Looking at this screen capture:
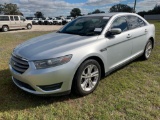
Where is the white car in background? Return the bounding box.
[32,18,39,25]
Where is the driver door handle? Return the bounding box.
[127,34,132,38]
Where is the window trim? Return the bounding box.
[109,16,129,33]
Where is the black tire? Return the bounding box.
[27,24,32,29]
[2,25,9,32]
[53,22,56,25]
[72,59,101,96]
[141,40,153,60]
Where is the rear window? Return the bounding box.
[10,16,14,21]
[0,16,9,21]
[126,16,140,29]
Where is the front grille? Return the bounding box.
[11,54,29,74]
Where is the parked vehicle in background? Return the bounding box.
[9,13,155,96]
[32,18,39,25]
[0,15,32,32]
[44,18,53,25]
[53,17,63,25]
[62,17,73,25]
[38,18,46,25]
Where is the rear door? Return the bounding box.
[105,16,132,70]
[9,16,16,28]
[126,15,147,56]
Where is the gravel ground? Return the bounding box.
[0,25,63,33]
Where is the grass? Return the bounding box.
[0,22,160,120]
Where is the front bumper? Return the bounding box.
[9,61,75,95]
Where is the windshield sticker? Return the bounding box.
[103,17,109,19]
[94,28,102,32]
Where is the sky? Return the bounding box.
[0,0,160,17]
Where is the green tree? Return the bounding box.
[34,11,44,18]
[3,3,22,15]
[92,9,101,14]
[138,4,160,17]
[70,8,81,18]
[0,4,3,14]
[109,4,134,13]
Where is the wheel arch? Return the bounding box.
[71,55,106,94]
[2,24,9,29]
[149,37,155,49]
[73,55,105,82]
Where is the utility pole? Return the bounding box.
[134,0,137,13]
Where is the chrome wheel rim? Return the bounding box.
[145,42,152,58]
[80,64,99,92]
[4,27,8,32]
[28,25,31,29]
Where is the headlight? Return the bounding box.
[34,55,72,69]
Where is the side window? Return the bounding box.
[10,16,14,21]
[20,16,25,21]
[126,16,140,29]
[111,16,128,32]
[138,18,146,27]
[0,16,9,21]
[14,16,19,21]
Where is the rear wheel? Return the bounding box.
[142,40,153,60]
[72,59,101,96]
[27,24,32,29]
[2,25,9,32]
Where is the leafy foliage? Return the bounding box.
[0,4,3,14]
[138,4,160,17]
[109,4,134,13]
[88,9,105,15]
[34,11,44,18]
[70,8,81,18]
[0,3,22,15]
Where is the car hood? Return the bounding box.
[13,32,98,60]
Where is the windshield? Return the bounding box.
[59,16,109,36]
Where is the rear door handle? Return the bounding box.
[127,34,132,38]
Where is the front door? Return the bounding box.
[20,16,26,27]
[105,16,132,71]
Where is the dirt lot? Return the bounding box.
[0,25,63,33]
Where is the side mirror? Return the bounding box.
[23,19,26,21]
[106,28,122,37]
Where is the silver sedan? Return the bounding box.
[9,13,155,96]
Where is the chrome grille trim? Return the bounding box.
[11,54,29,74]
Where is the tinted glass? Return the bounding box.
[60,16,109,36]
[111,16,128,32]
[0,16,9,21]
[20,16,25,21]
[126,16,140,29]
[10,16,14,21]
[138,18,146,27]
[14,16,19,21]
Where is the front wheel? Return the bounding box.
[72,59,101,96]
[142,40,153,60]
[27,24,32,29]
[2,25,9,32]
